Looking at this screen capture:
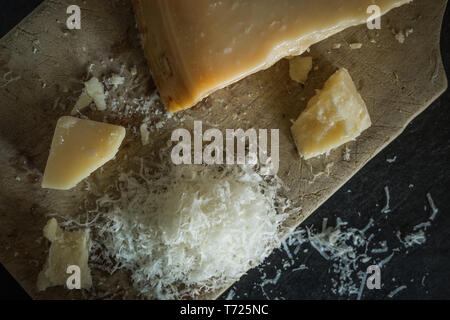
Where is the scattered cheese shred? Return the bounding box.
[381,186,391,214]
[426,193,439,221]
[397,230,426,248]
[304,218,375,297]
[388,285,407,298]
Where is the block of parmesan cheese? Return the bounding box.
[132,0,411,112]
[37,218,92,291]
[42,116,126,190]
[291,68,371,160]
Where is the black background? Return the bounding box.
[0,1,448,300]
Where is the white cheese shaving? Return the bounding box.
[426,193,439,221]
[291,265,308,272]
[381,186,391,214]
[397,230,426,248]
[378,252,395,268]
[260,270,282,299]
[388,285,407,298]
[225,289,236,300]
[413,222,431,231]
[1,71,21,88]
[356,272,368,300]
[386,156,397,163]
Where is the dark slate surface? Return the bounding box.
[0,0,448,300]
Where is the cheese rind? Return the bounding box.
[291,68,371,160]
[42,116,126,190]
[37,218,92,291]
[132,0,412,112]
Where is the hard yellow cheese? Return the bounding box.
[42,116,126,190]
[132,0,411,112]
[291,68,371,160]
[37,218,92,291]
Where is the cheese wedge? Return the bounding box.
[291,68,371,160]
[132,0,411,112]
[42,116,126,190]
[37,218,92,291]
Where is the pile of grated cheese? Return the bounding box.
[88,160,290,299]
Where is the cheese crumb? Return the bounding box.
[343,147,351,161]
[394,28,414,44]
[405,28,414,37]
[72,77,107,114]
[289,56,313,84]
[85,77,107,111]
[140,122,150,146]
[107,74,125,87]
[395,31,406,44]
[349,43,363,50]
[71,90,93,115]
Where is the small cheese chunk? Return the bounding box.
[71,90,93,115]
[85,77,106,111]
[42,116,126,190]
[349,43,363,50]
[140,122,150,146]
[291,68,371,160]
[71,77,107,115]
[37,218,92,291]
[289,56,313,84]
